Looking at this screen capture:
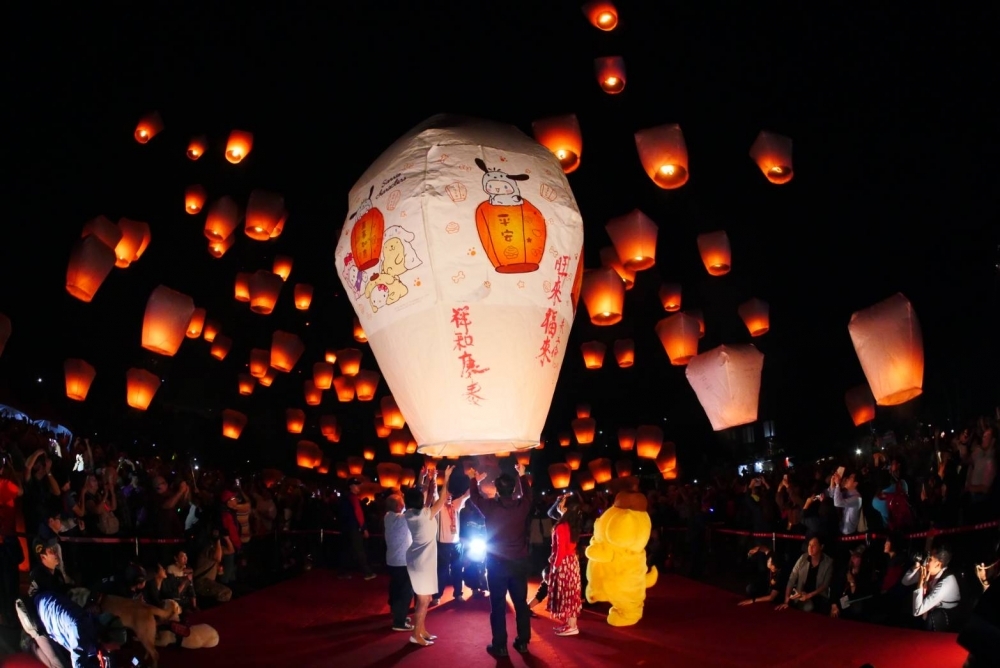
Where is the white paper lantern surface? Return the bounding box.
[847,292,923,406]
[336,114,584,456]
[685,344,764,431]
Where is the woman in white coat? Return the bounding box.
[404,465,454,646]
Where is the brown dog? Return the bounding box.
[99,595,178,666]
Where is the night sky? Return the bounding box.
[3,2,997,475]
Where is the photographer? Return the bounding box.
[901,545,960,631]
[776,536,833,614]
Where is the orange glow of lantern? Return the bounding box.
[576,403,591,419]
[687,309,706,339]
[656,442,677,474]
[655,313,699,365]
[594,56,626,94]
[581,267,625,326]
[581,341,607,369]
[334,462,349,479]
[375,415,392,438]
[248,270,283,315]
[582,1,618,30]
[294,283,314,310]
[324,350,337,364]
[249,349,270,378]
[549,463,572,489]
[210,335,232,360]
[126,368,160,410]
[273,255,293,281]
[207,233,236,258]
[234,272,250,302]
[186,135,206,161]
[618,427,636,451]
[558,432,571,447]
[532,114,583,173]
[613,339,634,368]
[378,463,403,488]
[142,285,196,357]
[615,460,633,478]
[565,452,582,471]
[269,217,285,239]
[686,344,765,431]
[848,293,923,406]
[354,370,380,401]
[333,376,355,402]
[401,469,416,487]
[66,235,117,303]
[304,380,322,406]
[222,409,248,439]
[738,298,770,337]
[327,423,344,444]
[317,459,330,475]
[336,348,363,376]
[572,417,596,445]
[81,215,123,249]
[599,246,635,290]
[515,450,532,467]
[312,362,334,390]
[346,457,365,476]
[319,415,338,438]
[605,209,658,271]
[202,320,219,342]
[588,457,613,484]
[658,283,682,312]
[285,408,306,434]
[64,359,96,401]
[113,218,151,268]
[225,129,253,164]
[238,373,255,396]
[635,123,689,189]
[186,308,206,338]
[696,231,732,276]
[134,112,163,144]
[185,185,206,214]
[749,130,794,185]
[381,396,405,430]
[245,190,285,241]
[270,331,305,372]
[579,471,595,492]
[845,384,876,427]
[362,447,376,461]
[388,430,408,457]
[259,369,275,387]
[353,317,367,343]
[636,425,663,459]
[204,196,239,241]
[297,441,324,469]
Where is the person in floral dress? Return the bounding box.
[546,492,583,636]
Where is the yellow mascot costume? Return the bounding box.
[585,491,658,626]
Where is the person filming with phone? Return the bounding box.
[776,536,833,614]
[901,545,961,631]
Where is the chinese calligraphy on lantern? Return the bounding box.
[451,305,489,404]
[537,255,571,366]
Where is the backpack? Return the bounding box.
[886,481,914,531]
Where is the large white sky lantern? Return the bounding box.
[848,292,923,406]
[336,115,584,456]
[685,344,764,431]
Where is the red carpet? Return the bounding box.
[163,570,966,668]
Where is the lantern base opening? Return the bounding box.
[494,263,539,274]
[557,150,580,173]
[707,263,731,276]
[875,387,922,407]
[765,166,794,184]
[418,439,539,457]
[670,356,693,366]
[749,326,770,336]
[652,166,688,189]
[623,256,655,271]
[591,313,623,326]
[601,79,625,94]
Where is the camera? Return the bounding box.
[912,552,927,566]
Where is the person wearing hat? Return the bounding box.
[28,536,70,597]
[338,478,375,580]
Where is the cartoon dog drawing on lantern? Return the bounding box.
[474,158,547,273]
[362,225,423,313]
[341,253,370,300]
[348,185,385,272]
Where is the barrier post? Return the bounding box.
[135,537,139,557]
[320,528,324,544]
[772,532,776,552]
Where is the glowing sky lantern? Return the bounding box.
[225,129,253,164]
[186,135,207,160]
[635,123,689,189]
[133,112,163,144]
[686,344,764,431]
[594,56,626,94]
[848,293,923,406]
[532,114,583,174]
[582,1,619,30]
[335,114,583,456]
[749,130,794,184]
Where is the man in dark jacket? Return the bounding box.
[338,478,375,580]
[469,463,533,657]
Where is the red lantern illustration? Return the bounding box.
[349,186,385,271]
[474,158,547,273]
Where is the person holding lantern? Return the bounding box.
[403,465,454,647]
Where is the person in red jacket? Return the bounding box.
[469,463,533,658]
[546,492,583,636]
